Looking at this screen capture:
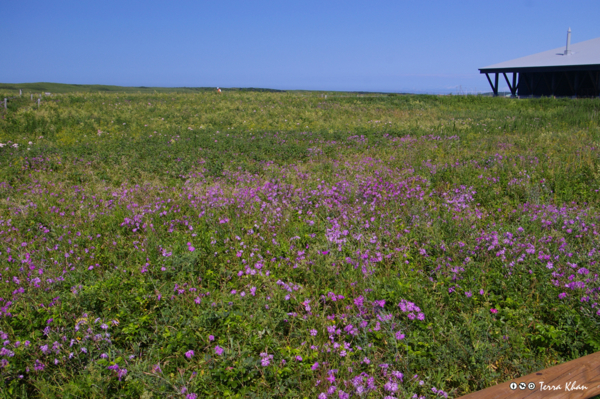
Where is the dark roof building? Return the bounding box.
[479,29,600,98]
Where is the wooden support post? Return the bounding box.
[494,73,499,96]
[503,73,514,96]
[502,72,517,97]
[485,73,495,94]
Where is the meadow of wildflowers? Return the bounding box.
[0,90,599,398]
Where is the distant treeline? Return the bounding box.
[0,82,286,94]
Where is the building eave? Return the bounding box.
[479,64,600,74]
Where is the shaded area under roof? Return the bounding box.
[480,37,600,72]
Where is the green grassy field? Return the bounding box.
[0,88,599,398]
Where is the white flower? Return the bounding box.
[28,141,32,145]
[12,144,18,148]
[0,143,5,148]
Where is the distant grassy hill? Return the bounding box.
[0,82,285,94]
[0,82,418,97]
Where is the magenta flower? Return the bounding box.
[215,346,224,356]
[490,308,498,314]
[260,352,273,366]
[392,371,403,381]
[208,335,215,341]
[117,368,127,381]
[185,350,194,359]
[34,360,45,371]
[384,381,398,392]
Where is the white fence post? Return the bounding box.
[19,89,22,97]
[3,98,6,109]
[37,98,40,107]
[31,94,33,100]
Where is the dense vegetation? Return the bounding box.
[0,89,599,398]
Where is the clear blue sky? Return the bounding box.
[3,0,599,93]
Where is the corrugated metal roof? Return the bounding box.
[480,37,600,71]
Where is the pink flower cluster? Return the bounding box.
[398,299,425,321]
